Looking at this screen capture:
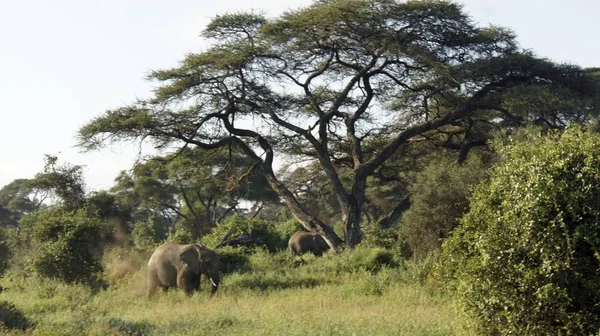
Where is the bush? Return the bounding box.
[400,154,487,259]
[440,127,600,335]
[131,215,168,250]
[29,207,110,290]
[362,223,411,259]
[215,246,251,274]
[0,301,33,331]
[346,247,398,272]
[299,246,399,276]
[247,248,294,272]
[0,228,11,277]
[202,215,302,251]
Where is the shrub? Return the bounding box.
[29,207,110,290]
[247,248,294,272]
[440,127,600,335]
[131,215,168,250]
[400,154,487,259]
[0,228,11,277]
[215,246,251,274]
[203,215,302,251]
[362,222,411,259]
[167,222,194,244]
[347,247,398,272]
[300,246,399,276]
[0,301,33,331]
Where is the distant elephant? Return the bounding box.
[288,231,330,256]
[147,242,220,296]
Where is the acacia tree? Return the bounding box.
[109,146,278,239]
[78,0,596,247]
[29,155,86,211]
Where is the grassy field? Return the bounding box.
[0,247,469,335]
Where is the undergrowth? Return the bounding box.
[0,246,465,335]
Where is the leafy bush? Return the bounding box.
[401,154,488,259]
[0,228,11,277]
[0,301,33,331]
[362,223,411,258]
[346,247,398,272]
[299,246,399,276]
[131,215,168,250]
[215,246,251,274]
[203,215,302,251]
[168,222,195,244]
[29,207,110,290]
[247,248,294,272]
[440,128,600,335]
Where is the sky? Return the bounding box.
[1,0,598,192]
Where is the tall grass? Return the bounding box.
[0,246,468,335]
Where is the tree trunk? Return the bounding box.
[342,197,363,247]
[341,174,367,247]
[264,173,343,249]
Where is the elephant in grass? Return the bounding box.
[288,231,330,256]
[147,242,220,296]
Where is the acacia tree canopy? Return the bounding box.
[78,0,597,247]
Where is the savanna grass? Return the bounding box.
[0,246,468,335]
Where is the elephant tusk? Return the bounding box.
[210,278,217,287]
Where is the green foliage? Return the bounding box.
[28,155,86,211]
[440,127,600,335]
[168,222,194,244]
[109,145,279,242]
[362,222,411,258]
[221,247,400,293]
[0,178,41,223]
[215,246,251,274]
[0,300,33,331]
[86,190,131,223]
[78,0,599,248]
[131,215,168,250]
[203,215,301,251]
[0,228,11,277]
[346,247,398,272]
[401,153,488,259]
[247,247,293,272]
[0,254,458,335]
[29,207,110,289]
[290,246,399,277]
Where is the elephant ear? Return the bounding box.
[194,244,217,268]
[179,245,201,274]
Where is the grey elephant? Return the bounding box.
[147,242,220,296]
[288,231,330,256]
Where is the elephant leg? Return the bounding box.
[147,269,159,297]
[177,272,194,295]
[290,243,300,256]
[190,274,200,291]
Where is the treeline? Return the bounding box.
[2,0,600,334]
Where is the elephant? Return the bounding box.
[147,242,220,296]
[288,231,330,256]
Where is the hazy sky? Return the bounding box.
[1,0,598,192]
